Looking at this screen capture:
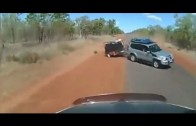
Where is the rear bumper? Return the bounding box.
[108,50,125,56]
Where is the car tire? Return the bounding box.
[127,54,130,60]
[153,60,160,68]
[130,54,136,62]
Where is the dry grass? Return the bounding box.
[58,43,75,55]
[0,35,116,101]
[148,33,196,60]
[1,35,112,70]
[3,41,76,64]
[164,42,196,60]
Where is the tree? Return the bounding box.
[147,25,155,35]
[75,16,92,39]
[0,13,124,44]
[174,13,178,19]
[166,25,174,41]
[91,18,105,35]
[50,13,69,22]
[112,26,124,34]
[107,19,116,35]
[173,14,193,48]
[0,13,21,43]
[26,13,43,43]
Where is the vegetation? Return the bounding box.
[131,13,196,50]
[0,13,124,64]
[0,13,124,44]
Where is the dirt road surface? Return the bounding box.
[8,53,125,113]
[0,35,126,113]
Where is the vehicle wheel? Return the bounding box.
[127,54,130,60]
[106,54,111,58]
[153,60,159,68]
[130,54,136,62]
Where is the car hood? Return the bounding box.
[72,93,167,105]
[152,50,171,57]
[56,93,195,113]
[58,101,195,113]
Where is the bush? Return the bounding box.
[6,55,19,62]
[18,52,40,63]
[6,52,40,64]
[58,43,75,53]
[40,52,54,61]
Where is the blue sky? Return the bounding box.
[20,13,191,33]
[69,13,187,33]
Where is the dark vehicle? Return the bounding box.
[57,93,195,113]
[105,41,125,57]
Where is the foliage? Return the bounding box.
[131,13,196,50]
[0,13,124,44]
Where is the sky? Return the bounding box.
[68,13,187,33]
[20,13,196,33]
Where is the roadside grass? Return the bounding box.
[4,41,76,64]
[1,35,114,71]
[0,35,117,101]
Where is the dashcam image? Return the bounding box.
[0,13,195,113]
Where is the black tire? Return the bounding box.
[153,59,160,68]
[127,54,131,60]
[130,54,136,62]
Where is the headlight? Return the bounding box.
[157,56,166,60]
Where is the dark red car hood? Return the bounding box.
[57,93,196,113]
[73,93,167,105]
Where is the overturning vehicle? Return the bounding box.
[104,39,125,57]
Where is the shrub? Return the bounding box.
[6,55,19,62]
[17,52,40,64]
[58,43,75,53]
[6,52,39,64]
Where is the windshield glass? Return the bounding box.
[149,44,162,52]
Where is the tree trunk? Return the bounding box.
[11,27,15,43]
[0,43,5,69]
[38,26,44,44]
[79,30,82,38]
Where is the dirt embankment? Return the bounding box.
[0,35,126,113]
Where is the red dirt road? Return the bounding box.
[5,52,125,113]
